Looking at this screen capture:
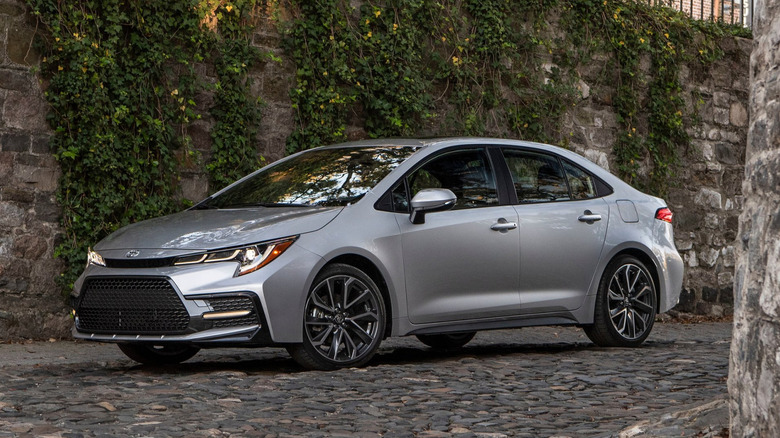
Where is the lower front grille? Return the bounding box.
[206,296,260,328]
[77,277,190,334]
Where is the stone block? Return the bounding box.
[715,142,739,165]
[0,131,29,152]
[31,136,51,154]
[6,23,41,66]
[3,92,48,132]
[719,285,733,305]
[713,91,731,108]
[694,188,722,209]
[12,164,58,191]
[12,234,47,260]
[699,248,720,267]
[730,102,748,127]
[714,107,730,125]
[685,250,698,268]
[675,288,696,312]
[33,193,60,223]
[0,186,34,203]
[0,201,24,227]
[702,286,719,303]
[0,69,31,91]
[705,213,719,228]
[0,2,25,16]
[180,173,209,203]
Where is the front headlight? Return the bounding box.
[174,236,297,276]
[86,248,106,267]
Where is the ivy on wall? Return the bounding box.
[28,0,263,294]
[281,0,747,194]
[27,0,747,297]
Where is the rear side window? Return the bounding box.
[562,160,597,200]
[502,149,569,203]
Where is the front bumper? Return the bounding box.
[71,244,323,345]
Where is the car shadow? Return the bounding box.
[122,339,674,375]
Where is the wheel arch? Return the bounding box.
[606,247,662,312]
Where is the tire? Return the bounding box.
[118,343,200,365]
[287,264,386,370]
[584,255,657,347]
[416,332,476,349]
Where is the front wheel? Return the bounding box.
[287,264,386,370]
[118,343,200,365]
[584,255,657,347]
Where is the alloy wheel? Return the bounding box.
[303,274,382,363]
[606,263,655,340]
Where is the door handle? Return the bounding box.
[578,210,602,223]
[491,221,518,231]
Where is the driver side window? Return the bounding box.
[393,149,499,211]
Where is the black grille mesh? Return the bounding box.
[207,296,260,328]
[77,278,189,333]
[104,257,176,268]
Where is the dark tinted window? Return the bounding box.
[502,149,569,203]
[562,160,597,200]
[407,149,498,210]
[205,146,417,208]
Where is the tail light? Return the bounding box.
[655,207,673,223]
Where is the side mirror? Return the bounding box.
[409,188,457,224]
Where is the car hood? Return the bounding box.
[94,207,342,253]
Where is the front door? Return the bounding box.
[394,148,521,324]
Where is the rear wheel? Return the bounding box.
[416,332,476,349]
[584,255,657,347]
[118,343,200,365]
[287,264,386,370]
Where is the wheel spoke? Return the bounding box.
[342,277,356,309]
[628,266,641,293]
[310,325,334,347]
[344,289,371,311]
[611,308,627,330]
[632,309,647,333]
[330,328,343,360]
[346,319,374,345]
[608,287,623,301]
[349,311,378,322]
[632,299,654,314]
[311,293,334,313]
[305,316,330,326]
[626,309,635,338]
[326,278,339,310]
[341,329,359,359]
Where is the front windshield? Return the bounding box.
[205,146,419,209]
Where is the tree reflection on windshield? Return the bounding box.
[208,146,419,208]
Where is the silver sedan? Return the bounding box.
[72,138,684,370]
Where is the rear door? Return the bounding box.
[500,148,609,313]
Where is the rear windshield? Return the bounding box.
[204,146,419,208]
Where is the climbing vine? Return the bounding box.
[206,0,265,189]
[27,0,748,296]
[28,0,263,295]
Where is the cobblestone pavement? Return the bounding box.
[0,322,731,437]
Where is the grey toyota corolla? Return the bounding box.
[71,138,683,370]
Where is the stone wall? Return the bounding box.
[729,0,780,433]
[0,0,69,338]
[0,0,751,340]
